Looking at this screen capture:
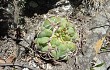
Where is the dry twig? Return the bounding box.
[0,63,37,70]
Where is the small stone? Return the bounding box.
[46,64,52,70]
[29,60,37,67]
[62,5,71,11]
[22,68,29,70]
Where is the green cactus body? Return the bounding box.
[43,19,51,29]
[38,29,52,38]
[65,41,77,51]
[35,16,78,61]
[49,16,61,24]
[50,37,61,46]
[35,37,49,49]
[62,35,71,41]
[51,50,59,60]
[41,46,49,52]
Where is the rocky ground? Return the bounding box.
[0,0,110,70]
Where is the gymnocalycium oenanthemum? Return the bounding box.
[34,16,78,61]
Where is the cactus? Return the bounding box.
[35,16,78,61]
[38,29,52,38]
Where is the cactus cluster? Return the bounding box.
[35,16,78,60]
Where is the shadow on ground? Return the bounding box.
[23,0,83,17]
[0,9,13,39]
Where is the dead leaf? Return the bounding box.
[94,37,105,54]
[0,57,5,63]
[5,55,16,63]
